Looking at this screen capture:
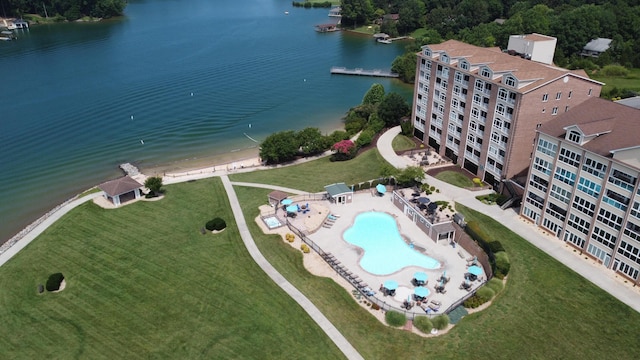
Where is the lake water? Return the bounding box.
[0,0,412,243]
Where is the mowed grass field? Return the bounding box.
[0,178,343,359]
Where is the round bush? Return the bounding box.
[412,316,433,334]
[463,295,485,308]
[432,314,449,330]
[385,311,407,327]
[486,278,504,293]
[475,286,496,302]
[206,217,227,231]
[300,244,310,253]
[46,273,65,292]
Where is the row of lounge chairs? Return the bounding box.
[322,214,339,229]
[419,299,441,313]
[322,252,373,295]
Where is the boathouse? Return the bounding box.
[315,23,338,33]
[98,176,144,207]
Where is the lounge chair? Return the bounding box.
[430,299,441,306]
[428,303,440,311]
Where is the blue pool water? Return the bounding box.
[343,212,440,275]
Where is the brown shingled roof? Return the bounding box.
[268,190,289,202]
[538,97,640,157]
[98,176,143,197]
[425,40,601,92]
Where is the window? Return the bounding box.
[537,138,558,157]
[554,167,577,186]
[591,226,617,249]
[558,147,581,167]
[542,93,549,102]
[572,195,596,217]
[568,91,573,99]
[496,103,505,116]
[631,201,640,220]
[533,157,553,175]
[609,169,637,192]
[588,88,593,96]
[556,92,562,100]
[546,202,568,222]
[577,178,602,198]
[567,130,581,143]
[597,208,623,231]
[529,174,549,193]
[504,76,516,87]
[499,88,508,101]
[552,107,558,115]
[565,106,569,112]
[441,54,449,63]
[615,257,640,279]
[603,189,630,211]
[481,67,491,78]
[460,60,469,70]
[526,191,545,209]
[550,184,571,204]
[568,213,590,235]
[582,158,607,179]
[423,49,432,57]
[618,239,640,265]
[564,230,585,248]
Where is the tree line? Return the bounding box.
[342,0,640,76]
[4,0,126,20]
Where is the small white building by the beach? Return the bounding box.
[98,176,144,207]
[324,183,353,204]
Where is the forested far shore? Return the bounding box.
[3,0,126,21]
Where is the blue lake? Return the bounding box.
[0,0,413,242]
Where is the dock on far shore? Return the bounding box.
[330,67,399,78]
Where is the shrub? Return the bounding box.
[46,273,65,292]
[385,311,407,327]
[494,251,511,278]
[463,294,486,308]
[206,217,227,231]
[475,286,495,302]
[431,314,449,330]
[465,221,505,254]
[300,244,310,253]
[412,316,433,333]
[371,303,380,310]
[400,120,414,136]
[356,129,374,148]
[600,64,630,77]
[486,277,504,293]
[285,233,295,242]
[472,177,482,186]
[144,176,163,196]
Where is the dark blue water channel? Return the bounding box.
[0,0,413,243]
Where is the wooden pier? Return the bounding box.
[330,67,399,78]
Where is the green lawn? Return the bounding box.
[3,151,640,359]
[435,170,475,188]
[391,135,416,152]
[229,149,390,192]
[234,184,640,359]
[590,68,640,93]
[0,178,343,359]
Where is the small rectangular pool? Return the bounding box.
[263,216,283,229]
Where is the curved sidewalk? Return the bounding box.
[221,176,363,360]
[377,126,640,313]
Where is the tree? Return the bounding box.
[397,0,425,34]
[391,52,418,83]
[259,130,299,164]
[362,83,386,105]
[396,165,425,187]
[331,139,356,161]
[377,92,410,127]
[144,176,163,196]
[297,127,329,156]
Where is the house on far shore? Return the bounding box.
[581,38,612,58]
[98,176,144,207]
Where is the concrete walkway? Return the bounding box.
[0,193,102,267]
[377,126,640,313]
[221,176,363,360]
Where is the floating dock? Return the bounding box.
[330,67,399,78]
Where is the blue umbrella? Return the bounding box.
[281,199,293,205]
[383,280,398,290]
[467,265,483,276]
[417,197,430,204]
[286,205,298,213]
[376,184,386,194]
[414,271,428,282]
[414,286,430,298]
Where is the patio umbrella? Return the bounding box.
[417,197,430,204]
[467,265,483,276]
[286,205,298,213]
[376,184,386,194]
[427,202,438,211]
[414,286,430,298]
[383,280,398,291]
[413,271,428,283]
[281,199,293,205]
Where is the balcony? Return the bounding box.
[485,163,502,177]
[465,151,480,163]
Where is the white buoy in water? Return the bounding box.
[191,92,193,96]
[140,140,144,145]
[248,124,251,128]
[131,115,134,120]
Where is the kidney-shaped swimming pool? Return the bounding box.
[343,212,440,275]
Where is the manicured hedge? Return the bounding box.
[46,273,64,292]
[385,311,407,327]
[413,316,433,333]
[486,277,504,293]
[494,251,511,279]
[206,217,226,231]
[475,286,495,302]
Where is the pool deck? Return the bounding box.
[308,191,482,314]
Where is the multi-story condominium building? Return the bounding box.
[411,37,603,190]
[521,97,640,284]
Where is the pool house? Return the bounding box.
[324,183,353,204]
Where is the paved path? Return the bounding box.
[378,126,640,312]
[221,176,363,360]
[230,182,307,195]
[0,193,102,267]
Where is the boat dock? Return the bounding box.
[330,67,399,78]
